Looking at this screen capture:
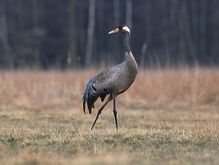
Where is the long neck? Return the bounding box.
[124,33,131,53]
[123,33,138,73]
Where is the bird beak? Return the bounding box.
[108,28,119,34]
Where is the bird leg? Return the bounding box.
[91,100,109,130]
[113,99,118,131]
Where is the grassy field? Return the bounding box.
[0,68,219,165]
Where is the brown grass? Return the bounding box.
[0,67,218,111]
[0,67,219,164]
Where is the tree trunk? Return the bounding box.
[32,0,40,68]
[0,0,13,68]
[68,0,77,69]
[85,0,96,67]
[126,0,132,30]
[113,0,119,26]
[113,0,120,63]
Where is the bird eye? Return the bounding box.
[119,25,125,30]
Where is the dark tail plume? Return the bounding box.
[83,77,98,114]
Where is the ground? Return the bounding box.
[0,68,218,165]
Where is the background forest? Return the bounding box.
[0,0,219,69]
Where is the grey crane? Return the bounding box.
[83,25,138,130]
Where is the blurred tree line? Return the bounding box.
[0,0,218,69]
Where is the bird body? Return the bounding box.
[83,25,138,130]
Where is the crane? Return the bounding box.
[83,25,138,130]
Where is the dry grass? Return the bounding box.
[0,67,219,164]
[0,67,218,111]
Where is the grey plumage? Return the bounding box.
[83,25,138,130]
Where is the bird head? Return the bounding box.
[108,25,130,35]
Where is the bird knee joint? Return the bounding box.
[98,109,102,115]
